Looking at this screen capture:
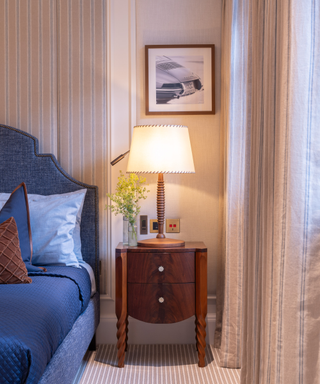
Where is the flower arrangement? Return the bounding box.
[106,171,149,243]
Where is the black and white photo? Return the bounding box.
[146,45,215,115]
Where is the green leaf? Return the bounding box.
[105,171,149,222]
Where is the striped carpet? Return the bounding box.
[73,345,240,384]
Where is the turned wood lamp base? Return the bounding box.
[138,173,185,248]
[138,238,185,248]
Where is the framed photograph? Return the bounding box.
[145,44,215,115]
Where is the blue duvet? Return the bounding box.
[0,266,91,384]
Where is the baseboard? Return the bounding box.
[96,296,216,345]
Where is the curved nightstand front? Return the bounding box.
[115,242,207,368]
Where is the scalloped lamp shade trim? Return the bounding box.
[127,125,195,174]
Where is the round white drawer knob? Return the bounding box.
[158,266,164,272]
[158,297,164,303]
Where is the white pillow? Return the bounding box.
[0,189,86,267]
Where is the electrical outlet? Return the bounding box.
[166,219,180,233]
[150,219,158,233]
[140,215,148,235]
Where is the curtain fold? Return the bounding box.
[214,0,249,369]
[216,0,320,382]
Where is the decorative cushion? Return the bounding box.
[28,189,87,267]
[0,182,41,272]
[0,188,86,268]
[0,217,32,284]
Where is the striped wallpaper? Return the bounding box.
[0,0,57,154]
[0,0,110,294]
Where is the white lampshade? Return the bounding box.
[127,125,195,174]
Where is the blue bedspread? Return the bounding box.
[0,266,91,384]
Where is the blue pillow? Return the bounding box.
[0,183,41,272]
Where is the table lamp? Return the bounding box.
[127,124,195,248]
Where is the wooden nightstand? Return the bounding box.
[115,242,207,368]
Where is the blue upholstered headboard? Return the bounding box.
[0,124,99,291]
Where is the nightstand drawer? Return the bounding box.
[128,283,195,323]
[127,252,195,283]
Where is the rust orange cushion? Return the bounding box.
[0,217,32,284]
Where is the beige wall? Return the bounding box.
[0,0,221,343]
[135,0,221,295]
[105,0,222,343]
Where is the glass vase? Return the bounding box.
[123,217,129,246]
[128,219,138,247]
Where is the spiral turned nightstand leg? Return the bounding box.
[116,249,127,368]
[116,314,127,367]
[125,317,129,351]
[196,315,207,367]
[195,250,207,367]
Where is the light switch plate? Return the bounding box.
[150,219,158,233]
[166,219,180,233]
[140,215,148,235]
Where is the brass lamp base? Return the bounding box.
[137,238,185,248]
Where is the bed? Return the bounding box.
[0,124,100,384]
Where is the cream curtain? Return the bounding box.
[214,0,249,369]
[215,1,320,383]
